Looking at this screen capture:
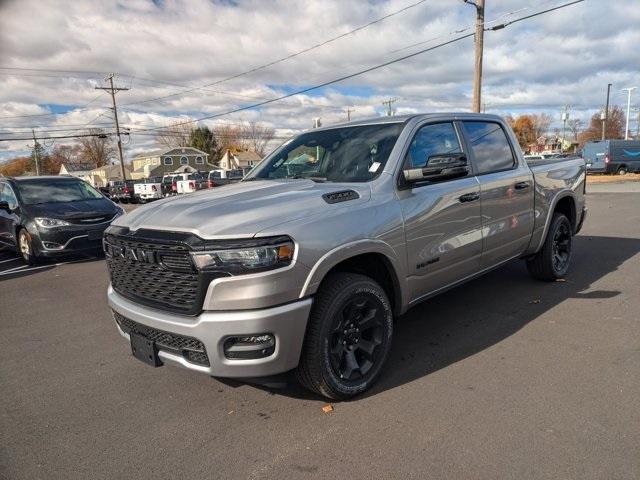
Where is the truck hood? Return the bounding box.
[114,179,371,238]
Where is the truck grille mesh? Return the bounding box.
[114,311,210,366]
[105,233,199,313]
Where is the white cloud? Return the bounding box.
[0,0,638,160]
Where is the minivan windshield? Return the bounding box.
[16,179,104,205]
[245,122,404,183]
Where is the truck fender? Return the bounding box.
[299,239,406,309]
[529,190,577,254]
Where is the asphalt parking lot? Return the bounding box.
[1,192,639,480]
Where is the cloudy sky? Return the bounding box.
[0,0,638,161]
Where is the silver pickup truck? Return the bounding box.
[105,113,586,399]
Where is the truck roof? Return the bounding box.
[318,112,505,131]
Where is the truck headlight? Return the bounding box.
[191,236,294,273]
[34,217,71,228]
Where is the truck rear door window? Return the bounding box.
[462,121,515,174]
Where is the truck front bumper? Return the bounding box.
[107,286,312,378]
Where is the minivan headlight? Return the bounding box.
[191,237,294,273]
[34,217,71,228]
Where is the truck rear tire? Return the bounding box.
[526,213,572,281]
[296,273,393,400]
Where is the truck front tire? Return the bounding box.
[296,273,393,400]
[526,213,572,281]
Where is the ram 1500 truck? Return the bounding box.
[104,113,587,399]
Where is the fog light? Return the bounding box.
[43,241,64,250]
[223,334,275,359]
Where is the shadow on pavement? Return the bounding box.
[234,235,638,400]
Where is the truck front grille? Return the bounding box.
[114,312,210,366]
[105,232,201,313]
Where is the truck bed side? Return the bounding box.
[525,157,586,255]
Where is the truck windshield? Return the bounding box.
[245,122,404,183]
[16,179,104,204]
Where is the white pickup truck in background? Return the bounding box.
[133,177,163,203]
[176,173,208,194]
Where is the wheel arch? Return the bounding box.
[300,240,406,316]
[531,191,577,254]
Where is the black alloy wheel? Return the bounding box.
[297,272,393,399]
[551,221,571,274]
[329,295,385,382]
[526,213,572,281]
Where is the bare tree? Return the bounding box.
[213,123,245,154]
[567,118,583,140]
[51,144,81,163]
[154,121,193,148]
[78,129,116,167]
[241,121,275,157]
[531,113,552,140]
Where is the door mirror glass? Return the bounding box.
[404,154,469,183]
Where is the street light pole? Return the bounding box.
[622,87,637,140]
[602,83,611,140]
[561,105,570,153]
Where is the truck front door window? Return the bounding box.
[405,122,462,169]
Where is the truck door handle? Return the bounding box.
[514,181,530,190]
[459,192,480,203]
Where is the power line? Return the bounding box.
[98,0,431,108]
[132,0,584,133]
[1,0,585,137]
[0,132,112,142]
[134,33,475,133]
[486,0,585,30]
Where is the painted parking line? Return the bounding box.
[0,257,21,264]
[0,264,29,275]
[0,258,95,277]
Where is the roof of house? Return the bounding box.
[90,164,130,174]
[133,147,208,159]
[61,162,96,172]
[233,150,261,161]
[133,149,164,159]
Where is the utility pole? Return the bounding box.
[31,129,41,176]
[602,83,611,140]
[382,98,397,116]
[345,108,355,122]
[465,0,484,113]
[622,87,637,140]
[96,74,129,180]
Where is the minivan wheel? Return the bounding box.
[296,272,393,400]
[18,229,38,265]
[526,213,572,281]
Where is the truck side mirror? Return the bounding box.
[0,201,11,212]
[403,154,469,183]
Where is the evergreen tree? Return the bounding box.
[189,126,221,164]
